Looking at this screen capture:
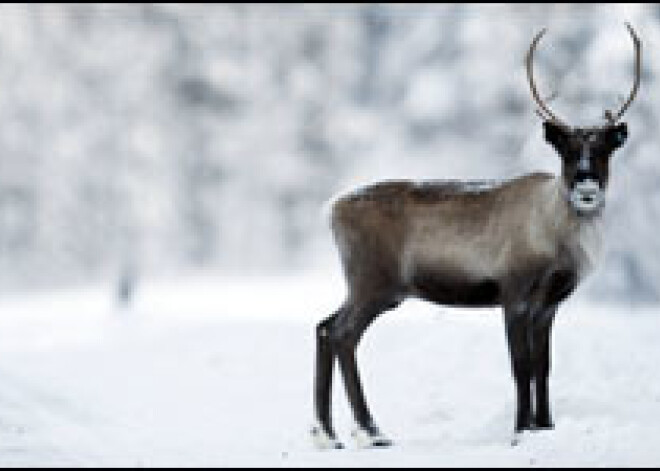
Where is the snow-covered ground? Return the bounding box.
[0,272,659,467]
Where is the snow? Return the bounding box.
[0,273,659,467]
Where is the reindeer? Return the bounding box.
[311,23,642,449]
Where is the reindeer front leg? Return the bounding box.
[504,304,534,434]
[531,306,557,430]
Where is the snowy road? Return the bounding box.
[0,273,659,467]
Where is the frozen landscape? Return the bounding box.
[0,273,659,467]
[0,4,659,468]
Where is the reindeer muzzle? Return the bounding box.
[570,179,604,215]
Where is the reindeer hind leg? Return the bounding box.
[331,298,399,448]
[312,309,344,450]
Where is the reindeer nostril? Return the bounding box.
[575,171,594,183]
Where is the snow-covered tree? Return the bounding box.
[0,4,657,302]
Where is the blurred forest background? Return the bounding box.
[0,3,657,303]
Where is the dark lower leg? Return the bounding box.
[532,321,554,429]
[514,372,532,432]
[314,315,338,438]
[336,341,379,435]
[506,315,533,432]
[534,377,553,428]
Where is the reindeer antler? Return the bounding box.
[604,22,642,124]
[526,28,568,128]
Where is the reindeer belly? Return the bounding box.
[410,268,501,307]
[402,231,511,308]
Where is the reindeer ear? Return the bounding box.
[543,121,566,149]
[607,122,628,149]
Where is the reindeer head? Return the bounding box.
[527,23,641,217]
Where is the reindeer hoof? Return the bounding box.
[533,417,555,431]
[311,425,344,450]
[351,427,393,449]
